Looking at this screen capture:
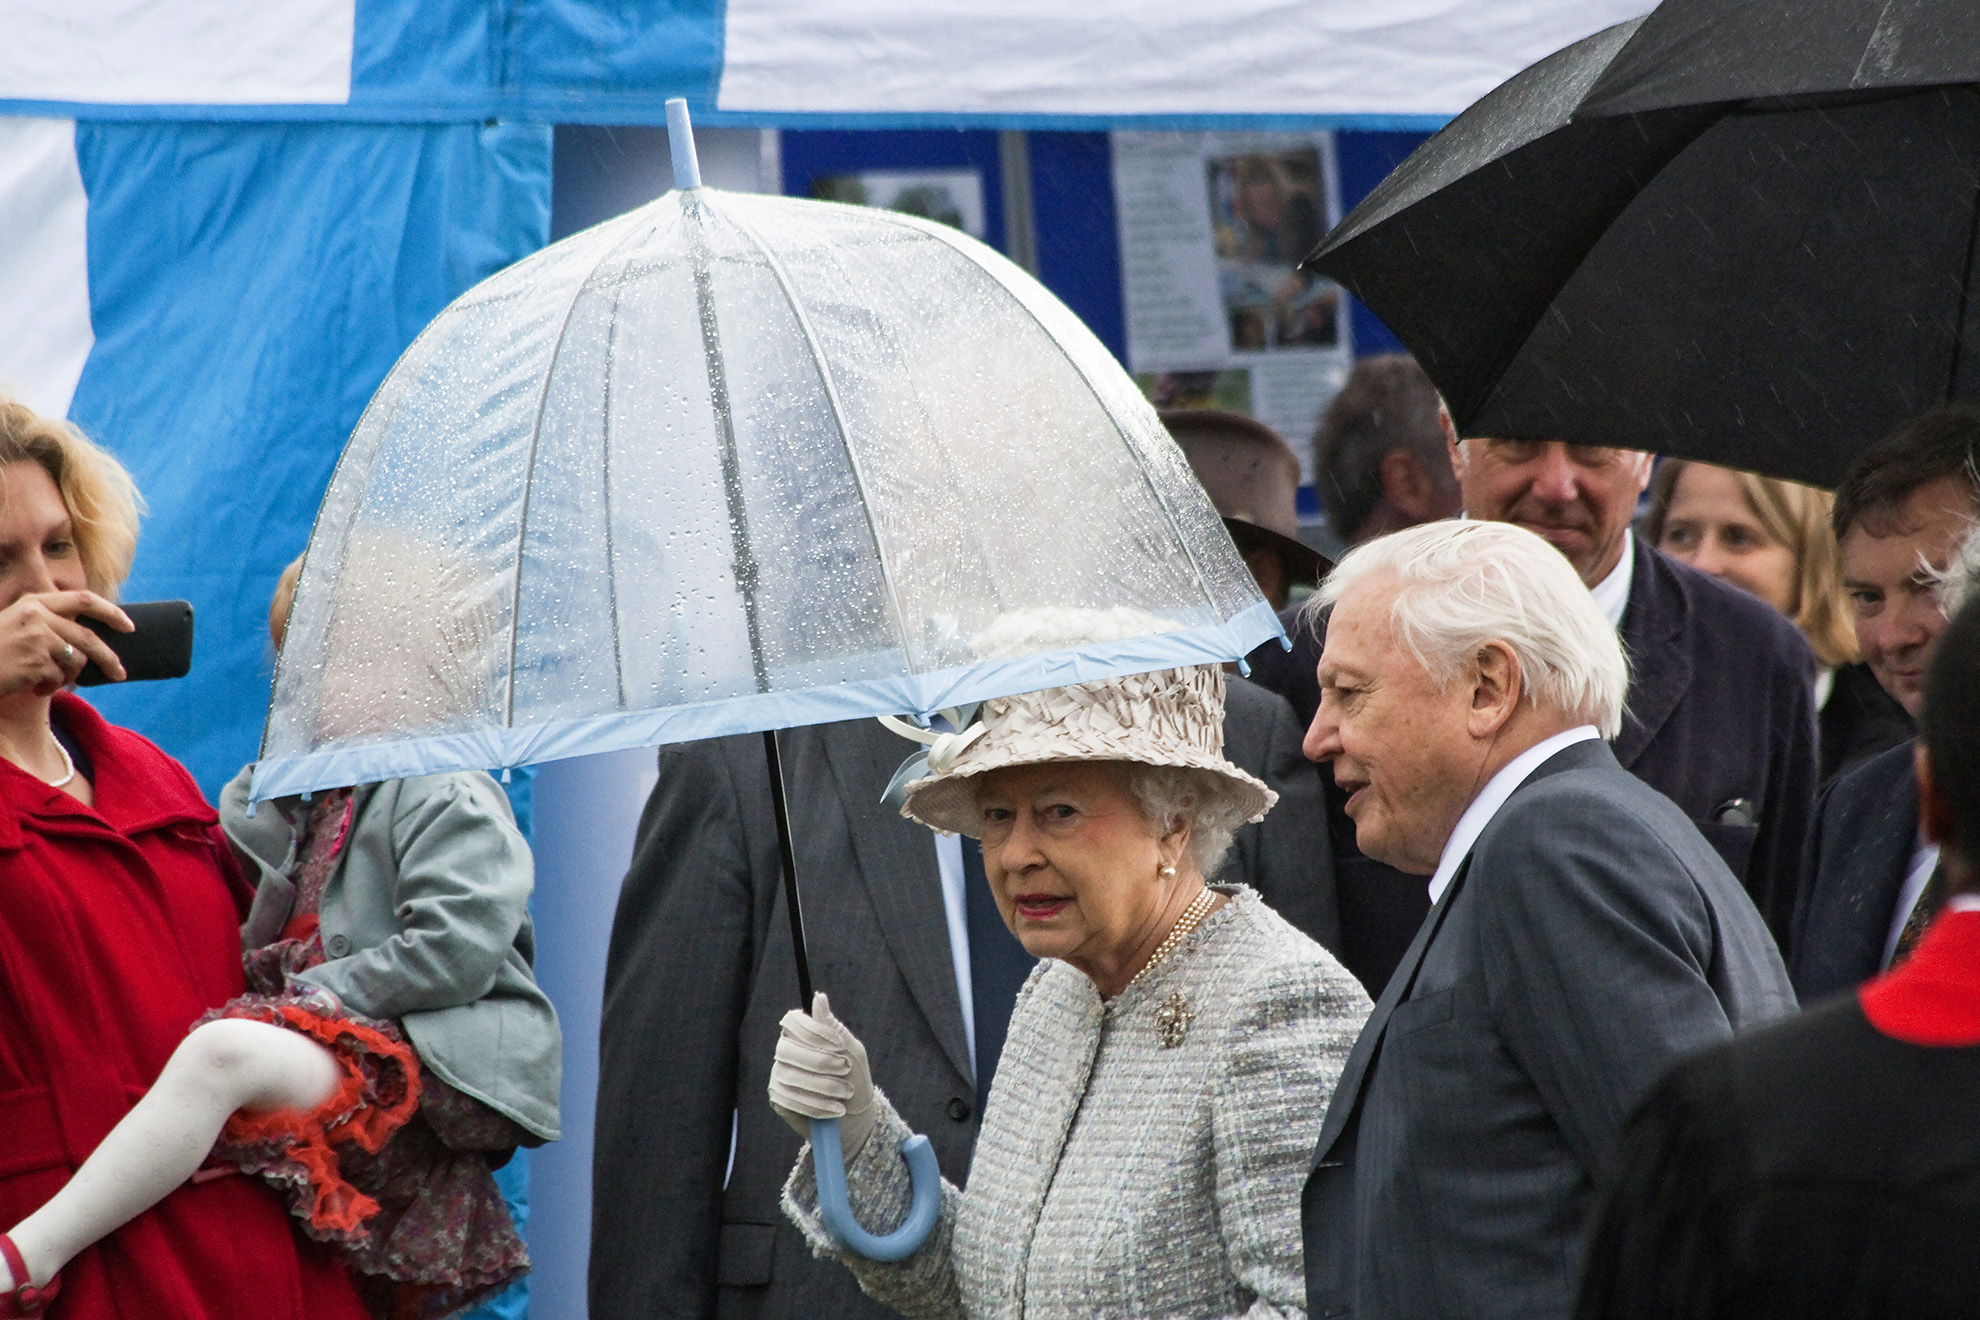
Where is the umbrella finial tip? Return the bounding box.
[665,98,703,191]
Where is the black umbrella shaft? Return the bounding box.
[764,729,814,1008]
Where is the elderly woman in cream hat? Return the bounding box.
[767,610,1371,1319]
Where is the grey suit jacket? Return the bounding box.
[589,679,1334,1320]
[218,768,561,1141]
[1301,740,1794,1320]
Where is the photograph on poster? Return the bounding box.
[1112,130,1353,484]
[1206,149,1339,351]
[811,169,986,238]
[1136,369,1253,414]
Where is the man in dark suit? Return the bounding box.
[1445,425,1819,937]
[1578,584,1980,1320]
[1252,427,1819,991]
[589,677,1331,1320]
[1299,520,1793,1320]
[1792,407,1980,999]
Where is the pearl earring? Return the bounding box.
[1160,865,1177,878]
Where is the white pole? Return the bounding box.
[665,97,703,190]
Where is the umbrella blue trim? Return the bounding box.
[248,598,1286,802]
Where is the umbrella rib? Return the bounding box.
[686,198,774,694]
[1948,168,1980,404]
[601,293,630,711]
[503,218,660,728]
[888,210,1222,614]
[721,202,916,669]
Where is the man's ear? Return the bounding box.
[1467,640,1523,739]
[1918,743,1956,847]
[1629,450,1655,497]
[1440,404,1465,482]
[1380,450,1437,521]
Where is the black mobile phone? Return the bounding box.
[75,600,195,686]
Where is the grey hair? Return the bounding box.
[1125,763,1244,878]
[1309,519,1629,738]
[1933,518,1980,617]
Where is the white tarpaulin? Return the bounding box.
[0,118,91,416]
[715,0,1652,123]
[0,0,1651,127]
[0,0,354,105]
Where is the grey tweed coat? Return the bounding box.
[784,887,1371,1319]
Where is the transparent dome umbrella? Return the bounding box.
[252,101,1279,1260]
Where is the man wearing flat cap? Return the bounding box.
[1300,520,1794,1320]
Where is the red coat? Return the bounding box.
[0,694,366,1320]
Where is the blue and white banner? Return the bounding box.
[1,0,1651,129]
[0,118,550,795]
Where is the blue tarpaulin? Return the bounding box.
[63,121,551,794]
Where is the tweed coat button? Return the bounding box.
[947,1096,972,1121]
[325,933,351,957]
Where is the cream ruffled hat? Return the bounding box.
[897,607,1278,837]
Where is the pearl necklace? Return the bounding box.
[1125,886,1217,991]
[44,736,76,788]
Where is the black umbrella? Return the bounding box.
[1305,0,1980,488]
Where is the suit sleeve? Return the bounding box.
[588,740,763,1320]
[1227,681,1341,954]
[1747,646,1820,941]
[1475,799,1738,1176]
[1786,775,1842,983]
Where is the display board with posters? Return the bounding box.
[1112,131,1352,481]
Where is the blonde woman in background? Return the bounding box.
[1648,459,1912,782]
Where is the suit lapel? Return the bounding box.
[821,723,976,1084]
[1311,856,1471,1169]
[1613,539,1690,770]
[1307,739,1609,1171]
[1847,752,1925,957]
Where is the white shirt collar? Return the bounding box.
[1427,726,1603,903]
[1882,835,1945,969]
[1948,893,1980,915]
[1587,529,1634,630]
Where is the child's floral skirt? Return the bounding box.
[195,948,531,1320]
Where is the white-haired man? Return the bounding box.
[1299,521,1795,1320]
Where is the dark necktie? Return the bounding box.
[1891,858,1948,968]
[962,837,1036,1109]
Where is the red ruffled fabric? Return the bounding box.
[205,997,422,1236]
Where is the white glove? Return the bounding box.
[769,992,878,1160]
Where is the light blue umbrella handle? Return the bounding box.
[810,1117,942,1262]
